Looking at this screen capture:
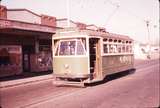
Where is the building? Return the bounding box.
[0,5,59,77]
[56,18,88,30]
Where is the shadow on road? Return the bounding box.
[86,68,136,87]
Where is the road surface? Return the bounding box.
[0,59,159,108]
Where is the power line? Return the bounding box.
[104,5,119,26]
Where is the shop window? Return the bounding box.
[39,39,52,52]
[0,48,10,65]
[0,46,22,66]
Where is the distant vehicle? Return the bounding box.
[52,28,134,86]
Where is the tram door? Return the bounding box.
[89,38,101,79]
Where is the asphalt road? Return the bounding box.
[0,59,159,108]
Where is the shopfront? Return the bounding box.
[0,19,57,77]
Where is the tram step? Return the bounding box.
[53,80,85,87]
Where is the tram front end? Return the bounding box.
[52,37,90,86]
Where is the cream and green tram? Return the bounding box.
[52,28,134,86]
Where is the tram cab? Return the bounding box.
[52,28,134,86]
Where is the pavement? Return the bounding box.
[0,74,53,88]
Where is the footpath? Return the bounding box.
[0,74,53,88]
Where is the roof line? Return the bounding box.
[7,8,41,17]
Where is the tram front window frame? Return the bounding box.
[54,38,87,56]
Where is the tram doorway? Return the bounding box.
[89,38,101,79]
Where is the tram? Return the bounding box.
[52,27,134,86]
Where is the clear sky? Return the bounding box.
[1,0,159,45]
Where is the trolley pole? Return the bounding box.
[66,0,70,27]
[145,20,151,59]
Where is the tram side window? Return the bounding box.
[122,45,125,53]
[103,44,108,53]
[77,40,86,55]
[117,45,121,53]
[103,44,117,53]
[129,46,132,53]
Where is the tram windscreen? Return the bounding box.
[59,41,76,56]
[55,39,86,56]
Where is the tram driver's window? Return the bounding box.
[59,41,76,56]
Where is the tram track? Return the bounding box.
[25,59,160,107]
[0,59,159,108]
[21,86,82,108]
[24,59,160,108]
[0,81,82,108]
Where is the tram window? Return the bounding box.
[54,40,59,56]
[59,41,76,56]
[113,45,117,53]
[122,45,125,52]
[109,45,113,53]
[126,46,129,53]
[117,46,121,53]
[103,44,108,53]
[81,38,86,51]
[114,40,117,42]
[109,39,112,42]
[129,46,132,53]
[103,39,108,42]
[77,40,86,55]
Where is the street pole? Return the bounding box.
[145,20,151,59]
[67,0,70,27]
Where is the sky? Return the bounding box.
[1,0,159,45]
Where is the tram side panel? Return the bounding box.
[101,54,134,78]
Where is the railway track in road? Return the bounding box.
[25,59,160,108]
[0,80,82,108]
[1,59,159,108]
[134,59,159,70]
[23,59,160,108]
[21,86,83,108]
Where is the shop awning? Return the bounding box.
[0,19,61,36]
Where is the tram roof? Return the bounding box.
[53,27,133,41]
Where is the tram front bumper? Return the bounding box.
[54,73,90,79]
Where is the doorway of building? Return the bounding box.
[22,45,33,72]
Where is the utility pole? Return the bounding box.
[66,0,70,27]
[145,20,151,59]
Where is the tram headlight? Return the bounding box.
[64,64,69,69]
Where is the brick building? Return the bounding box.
[0,5,58,77]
